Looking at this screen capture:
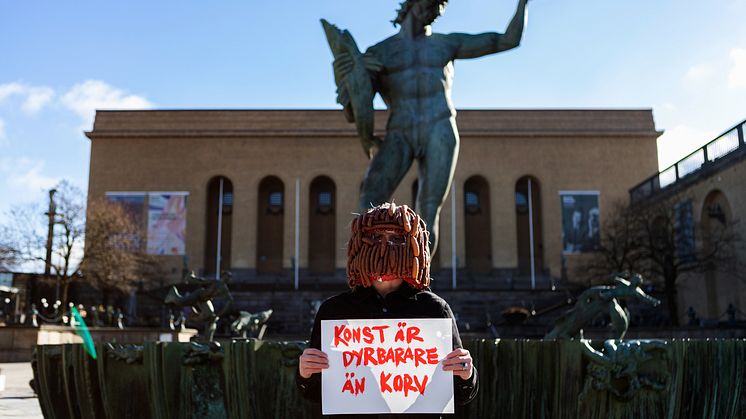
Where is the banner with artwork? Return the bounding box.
[105,193,146,249]
[560,192,600,254]
[147,193,188,255]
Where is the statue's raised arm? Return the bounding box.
[321,19,383,159]
[449,0,529,59]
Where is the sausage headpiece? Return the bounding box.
[346,202,431,289]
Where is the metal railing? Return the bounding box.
[630,119,746,204]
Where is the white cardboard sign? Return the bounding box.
[321,318,454,415]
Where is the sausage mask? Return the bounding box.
[346,202,431,289]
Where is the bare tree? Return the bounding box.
[0,241,17,268]
[1,181,160,305]
[580,200,646,280]
[579,195,744,326]
[0,181,85,303]
[82,198,156,297]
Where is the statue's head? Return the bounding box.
[347,202,431,289]
[393,0,448,27]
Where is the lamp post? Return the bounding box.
[44,189,58,300]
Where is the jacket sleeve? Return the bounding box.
[295,302,326,401]
[443,301,479,405]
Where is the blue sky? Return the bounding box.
[1,0,745,223]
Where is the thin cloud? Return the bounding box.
[0,157,60,192]
[682,63,714,85]
[22,86,55,113]
[0,82,55,113]
[0,119,6,143]
[0,83,24,101]
[728,48,746,89]
[61,80,153,130]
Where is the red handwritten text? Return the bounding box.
[342,346,439,368]
[394,323,424,344]
[334,324,389,347]
[379,371,429,396]
[341,372,365,396]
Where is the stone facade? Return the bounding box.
[86,109,660,286]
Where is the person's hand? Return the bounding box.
[442,348,473,380]
[299,348,329,379]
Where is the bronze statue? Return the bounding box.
[322,0,529,254]
[230,309,273,339]
[545,272,661,340]
[165,271,234,341]
[580,339,669,401]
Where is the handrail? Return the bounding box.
[630,118,745,204]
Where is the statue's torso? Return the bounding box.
[369,33,457,129]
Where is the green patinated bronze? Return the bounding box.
[580,339,669,401]
[32,338,746,418]
[321,0,528,253]
[546,272,661,340]
[230,309,273,339]
[104,342,144,364]
[164,271,234,342]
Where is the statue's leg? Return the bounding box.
[359,131,414,210]
[206,315,218,342]
[609,301,629,339]
[417,118,459,254]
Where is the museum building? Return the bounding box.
[629,118,746,323]
[86,109,661,290]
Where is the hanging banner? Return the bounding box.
[321,318,453,415]
[147,193,188,255]
[105,193,146,225]
[560,192,600,254]
[106,193,146,249]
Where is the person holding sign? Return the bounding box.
[297,203,478,417]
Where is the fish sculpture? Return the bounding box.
[321,19,383,159]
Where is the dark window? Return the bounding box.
[316,191,333,214]
[674,200,695,263]
[223,192,234,207]
[268,191,283,214]
[465,191,480,213]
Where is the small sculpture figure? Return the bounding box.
[230,309,273,339]
[580,339,669,401]
[545,272,660,340]
[165,271,234,341]
[114,308,124,329]
[168,311,187,332]
[168,312,176,330]
[90,305,100,327]
[30,303,39,327]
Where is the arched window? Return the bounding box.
[204,176,233,277]
[257,176,285,274]
[701,190,732,318]
[515,176,544,281]
[309,176,336,274]
[464,176,492,274]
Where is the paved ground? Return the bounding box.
[0,363,43,418]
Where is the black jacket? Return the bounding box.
[296,284,478,418]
